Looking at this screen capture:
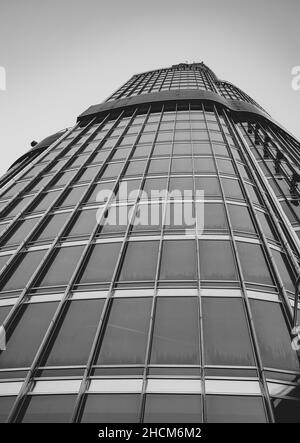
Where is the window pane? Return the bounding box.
[195,177,221,197]
[18,394,76,423]
[206,395,266,423]
[222,178,243,200]
[37,246,84,287]
[81,394,140,423]
[97,298,151,364]
[58,186,87,207]
[199,240,237,280]
[159,241,197,280]
[79,243,121,283]
[194,158,215,173]
[0,302,57,368]
[250,300,299,371]
[272,398,300,423]
[31,191,60,212]
[119,241,159,281]
[228,205,255,233]
[144,394,202,423]
[0,306,11,324]
[150,297,200,364]
[1,250,47,291]
[237,242,273,285]
[4,217,41,245]
[204,204,227,230]
[202,298,254,365]
[272,250,295,293]
[66,209,97,237]
[43,299,104,366]
[171,158,193,173]
[34,212,70,241]
[0,396,16,423]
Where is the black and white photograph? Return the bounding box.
[0,0,299,432]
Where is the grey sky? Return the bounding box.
[0,0,299,176]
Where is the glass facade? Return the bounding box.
[0,62,299,422]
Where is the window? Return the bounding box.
[79,243,121,283]
[272,250,295,293]
[77,166,99,183]
[0,306,11,324]
[148,159,170,175]
[199,240,237,280]
[272,398,300,423]
[193,158,215,174]
[58,186,87,207]
[34,212,70,241]
[66,209,97,237]
[124,160,147,177]
[195,177,221,197]
[4,217,41,245]
[1,250,46,291]
[250,300,299,370]
[159,241,197,280]
[206,395,266,423]
[118,241,159,281]
[150,297,200,364]
[228,205,255,233]
[53,170,78,187]
[202,298,254,365]
[86,182,115,204]
[31,191,61,213]
[96,298,151,364]
[171,158,193,174]
[5,196,33,217]
[144,394,202,423]
[204,204,227,230]
[101,163,123,180]
[222,178,244,200]
[81,394,140,423]
[236,242,273,286]
[0,302,57,368]
[168,177,193,195]
[17,394,76,423]
[0,396,16,423]
[42,299,104,366]
[142,178,168,200]
[36,246,84,287]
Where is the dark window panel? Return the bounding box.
[79,242,121,283]
[0,396,16,423]
[1,250,47,292]
[272,250,295,293]
[204,203,227,230]
[97,298,151,364]
[206,395,267,423]
[251,300,299,371]
[76,166,99,183]
[0,302,58,368]
[150,297,200,364]
[142,178,168,200]
[53,170,78,187]
[124,160,147,177]
[86,181,115,204]
[272,398,300,423]
[43,299,105,366]
[66,209,97,237]
[222,178,244,200]
[31,191,61,213]
[0,306,11,324]
[34,212,71,241]
[148,159,170,175]
[101,163,123,180]
[5,196,34,218]
[144,394,202,423]
[171,157,193,174]
[81,394,140,423]
[198,240,237,280]
[118,241,159,281]
[18,394,76,423]
[236,242,273,286]
[58,186,87,207]
[195,177,221,197]
[159,241,197,280]
[36,246,84,287]
[3,217,41,245]
[202,298,255,365]
[228,204,255,233]
[194,157,215,173]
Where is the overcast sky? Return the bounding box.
[0,0,299,176]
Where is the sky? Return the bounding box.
[0,0,299,176]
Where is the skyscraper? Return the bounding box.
[0,62,299,423]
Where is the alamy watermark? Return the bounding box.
[291,66,300,91]
[0,66,6,91]
[94,184,205,235]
